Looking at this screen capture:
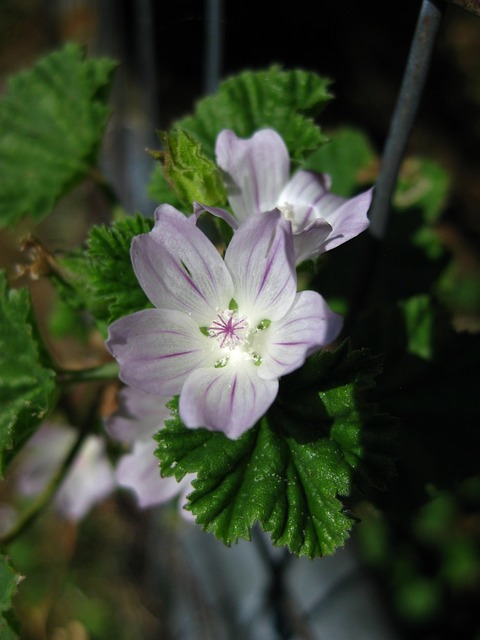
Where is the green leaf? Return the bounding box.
[0,554,22,640]
[151,130,227,207]
[0,43,117,227]
[155,343,395,558]
[54,215,154,332]
[0,272,57,477]
[303,127,376,197]
[176,66,332,161]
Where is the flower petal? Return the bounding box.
[318,187,373,251]
[105,386,170,444]
[179,365,279,439]
[106,308,220,397]
[292,218,333,265]
[193,202,239,230]
[115,439,193,509]
[258,291,343,380]
[215,129,289,223]
[278,170,332,230]
[224,210,297,325]
[56,436,115,520]
[131,204,233,324]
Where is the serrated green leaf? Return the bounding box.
[0,554,22,639]
[176,66,332,161]
[51,216,154,334]
[0,43,116,227]
[0,272,57,477]
[85,215,154,327]
[152,130,227,207]
[156,403,353,558]
[304,127,377,197]
[155,344,395,558]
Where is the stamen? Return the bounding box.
[208,310,249,349]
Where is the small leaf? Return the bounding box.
[0,43,117,227]
[155,344,395,558]
[154,129,227,207]
[0,554,22,640]
[0,272,56,477]
[176,66,332,161]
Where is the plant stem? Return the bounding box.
[57,361,120,385]
[0,427,88,549]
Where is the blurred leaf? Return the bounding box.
[156,343,396,558]
[0,554,22,639]
[394,158,451,260]
[176,66,332,161]
[436,259,480,322]
[0,43,116,227]
[152,129,227,207]
[304,127,377,196]
[0,272,57,477]
[353,294,480,492]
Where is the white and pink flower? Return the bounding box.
[106,205,342,439]
[210,128,372,264]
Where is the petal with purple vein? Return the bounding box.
[179,365,279,439]
[258,291,343,380]
[131,205,233,325]
[224,210,296,325]
[106,308,220,396]
[215,129,289,223]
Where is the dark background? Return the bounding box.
[1,0,480,227]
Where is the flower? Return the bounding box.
[11,423,115,521]
[106,205,342,439]
[105,386,194,516]
[212,128,373,264]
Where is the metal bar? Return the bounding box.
[369,0,446,240]
[203,0,224,95]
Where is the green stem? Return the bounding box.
[0,427,89,549]
[57,361,120,384]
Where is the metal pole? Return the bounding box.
[203,0,224,95]
[369,0,446,240]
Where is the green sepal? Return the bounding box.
[0,43,117,227]
[151,130,227,208]
[155,342,396,558]
[0,272,57,477]
[176,66,332,161]
[147,164,184,210]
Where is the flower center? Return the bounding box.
[208,310,249,349]
[278,201,301,232]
